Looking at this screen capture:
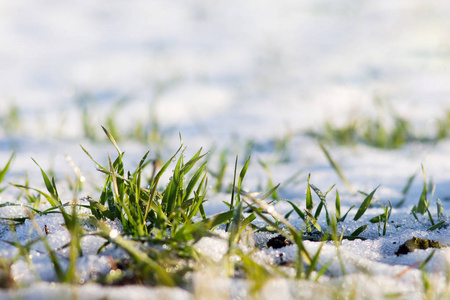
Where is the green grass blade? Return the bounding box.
[417,165,428,214]
[259,159,279,200]
[180,148,207,174]
[306,174,313,211]
[286,200,306,220]
[31,158,61,205]
[319,142,355,194]
[183,162,206,203]
[241,191,312,266]
[315,259,333,282]
[427,221,446,231]
[0,153,14,185]
[340,205,355,222]
[96,222,175,286]
[310,184,326,202]
[102,126,122,155]
[238,213,256,236]
[202,210,234,230]
[237,156,251,202]
[144,146,182,220]
[353,187,379,221]
[12,184,59,207]
[418,250,436,269]
[186,175,208,221]
[350,225,368,237]
[229,201,243,246]
[226,156,247,232]
[335,189,341,220]
[212,150,228,192]
[426,208,435,226]
[80,145,107,172]
[305,210,322,232]
[260,183,281,200]
[228,156,239,211]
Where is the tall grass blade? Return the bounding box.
[319,142,355,194]
[80,145,107,172]
[102,126,122,155]
[335,189,341,220]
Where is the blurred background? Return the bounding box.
[1,1,449,140]
[0,0,449,196]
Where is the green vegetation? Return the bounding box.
[308,100,450,149]
[0,104,21,135]
[0,126,447,298]
[76,95,165,144]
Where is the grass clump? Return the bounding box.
[83,128,209,239]
[286,175,376,241]
[309,114,413,149]
[77,96,165,144]
[409,166,447,231]
[309,99,450,149]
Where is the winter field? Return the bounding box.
[0,1,450,299]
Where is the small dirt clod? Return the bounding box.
[267,235,292,249]
[395,237,443,256]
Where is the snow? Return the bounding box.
[0,282,191,300]
[0,0,450,298]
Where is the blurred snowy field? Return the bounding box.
[0,0,450,299]
[1,1,449,140]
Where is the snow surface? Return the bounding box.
[0,0,450,299]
